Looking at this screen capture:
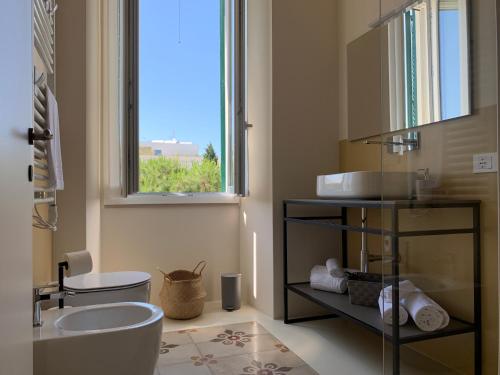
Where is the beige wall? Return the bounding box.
[381,0,416,18]
[240,0,274,316]
[54,0,88,263]
[271,0,339,317]
[86,0,102,273]
[33,207,53,285]
[101,205,240,306]
[339,0,499,373]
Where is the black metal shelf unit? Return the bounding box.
[283,199,481,375]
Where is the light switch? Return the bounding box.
[473,153,498,173]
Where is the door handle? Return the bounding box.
[28,128,53,145]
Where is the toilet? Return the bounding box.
[64,271,151,307]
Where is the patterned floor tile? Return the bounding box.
[196,332,281,358]
[157,343,201,367]
[156,322,317,374]
[188,321,267,343]
[207,349,318,375]
[158,361,212,375]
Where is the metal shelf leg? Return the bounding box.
[473,204,482,374]
[284,202,289,324]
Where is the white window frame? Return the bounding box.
[102,0,246,206]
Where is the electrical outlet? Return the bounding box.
[473,153,497,174]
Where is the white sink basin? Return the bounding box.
[317,171,416,199]
[55,304,154,332]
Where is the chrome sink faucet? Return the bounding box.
[33,285,74,327]
[363,131,420,154]
[33,261,74,327]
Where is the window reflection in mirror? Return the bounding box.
[388,0,470,131]
[347,0,470,140]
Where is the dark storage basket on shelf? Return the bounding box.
[346,272,387,307]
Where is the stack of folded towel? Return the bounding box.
[378,280,450,332]
[309,258,348,294]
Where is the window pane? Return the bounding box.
[138,0,224,193]
[439,8,462,119]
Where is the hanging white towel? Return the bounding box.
[325,258,344,278]
[46,87,64,190]
[310,265,347,294]
[378,295,408,326]
[401,291,450,332]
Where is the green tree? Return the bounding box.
[139,157,221,193]
[203,143,218,163]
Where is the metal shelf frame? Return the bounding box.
[283,198,481,375]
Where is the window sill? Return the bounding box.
[103,192,241,206]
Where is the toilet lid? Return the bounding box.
[64,271,151,292]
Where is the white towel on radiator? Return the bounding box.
[325,258,344,278]
[46,87,64,190]
[378,295,408,326]
[310,265,347,294]
[401,291,450,332]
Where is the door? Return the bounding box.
[0,0,34,374]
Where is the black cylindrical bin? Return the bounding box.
[221,273,241,311]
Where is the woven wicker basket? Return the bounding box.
[159,261,207,320]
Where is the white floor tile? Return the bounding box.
[158,361,212,375]
[157,343,200,367]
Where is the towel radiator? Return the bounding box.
[32,0,58,230]
[34,0,57,75]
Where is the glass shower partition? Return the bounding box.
[378,0,498,374]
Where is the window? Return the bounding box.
[124,0,247,198]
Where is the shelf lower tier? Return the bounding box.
[286,283,476,344]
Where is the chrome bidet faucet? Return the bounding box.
[33,285,74,327]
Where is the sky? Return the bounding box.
[139,0,222,156]
[439,9,462,120]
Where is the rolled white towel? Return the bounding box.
[378,295,408,326]
[401,291,450,332]
[64,250,93,276]
[381,280,419,301]
[310,265,347,294]
[325,258,344,278]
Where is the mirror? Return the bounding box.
[348,0,470,140]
